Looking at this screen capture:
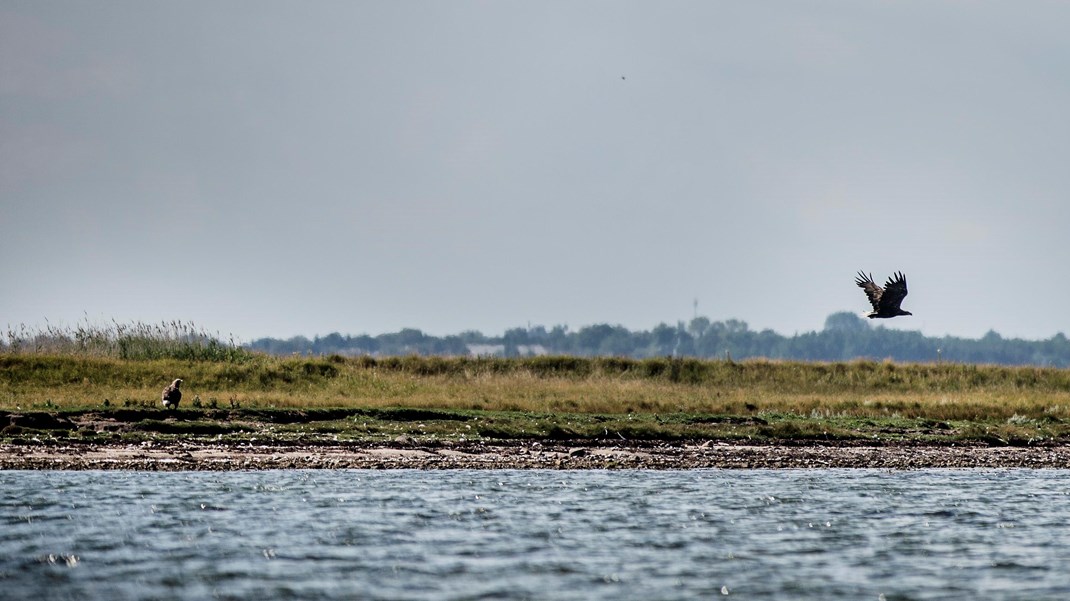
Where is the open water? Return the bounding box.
[2,469,1070,600]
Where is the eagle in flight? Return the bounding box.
[855,271,912,319]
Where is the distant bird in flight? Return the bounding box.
[855,271,912,318]
[162,378,183,409]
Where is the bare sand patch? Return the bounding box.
[4,441,1070,470]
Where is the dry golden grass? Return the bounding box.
[3,354,1070,424]
[5,354,1070,445]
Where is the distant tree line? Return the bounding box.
[244,312,1070,367]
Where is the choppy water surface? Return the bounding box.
[3,469,1070,600]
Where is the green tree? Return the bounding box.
[824,311,869,333]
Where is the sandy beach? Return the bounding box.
[5,440,1070,470]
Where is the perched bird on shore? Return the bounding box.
[855,271,912,319]
[162,379,183,410]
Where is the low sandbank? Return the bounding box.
[4,440,1070,470]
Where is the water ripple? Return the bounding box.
[3,469,1070,599]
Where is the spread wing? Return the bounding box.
[855,271,883,311]
[879,271,908,312]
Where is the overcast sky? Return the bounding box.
[2,1,1068,342]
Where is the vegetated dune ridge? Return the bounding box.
[3,354,1070,469]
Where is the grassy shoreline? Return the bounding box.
[3,354,1070,446]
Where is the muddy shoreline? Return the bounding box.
[5,440,1070,470]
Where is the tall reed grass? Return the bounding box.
[2,319,250,362]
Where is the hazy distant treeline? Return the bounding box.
[246,312,1070,367]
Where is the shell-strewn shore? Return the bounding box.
[5,441,1070,470]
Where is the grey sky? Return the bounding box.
[2,1,1068,342]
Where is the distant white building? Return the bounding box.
[466,344,549,357]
